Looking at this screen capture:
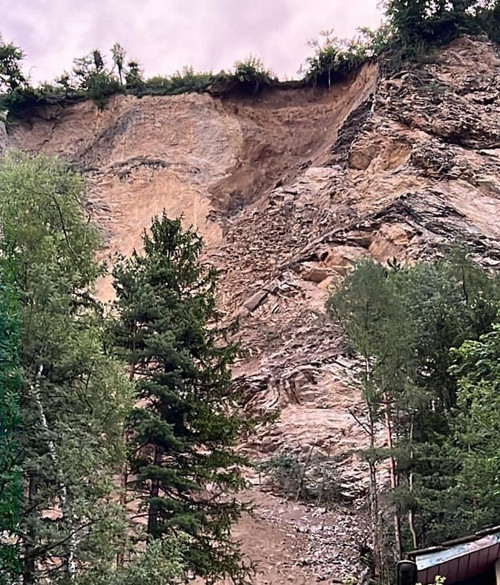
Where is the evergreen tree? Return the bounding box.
[111,214,249,585]
[0,153,132,584]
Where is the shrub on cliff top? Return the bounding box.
[301,28,389,88]
[385,0,500,56]
[135,67,212,96]
[229,55,276,91]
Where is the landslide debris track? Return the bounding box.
[8,36,500,583]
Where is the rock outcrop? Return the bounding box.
[6,35,500,583]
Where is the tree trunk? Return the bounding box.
[117,444,129,567]
[22,476,37,585]
[368,407,382,581]
[147,446,162,537]
[117,362,136,566]
[384,394,402,559]
[408,417,418,549]
[32,367,76,580]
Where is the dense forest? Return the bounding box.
[1,1,500,584]
[328,253,500,582]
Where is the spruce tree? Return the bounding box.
[111,214,249,585]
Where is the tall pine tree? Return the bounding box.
[111,214,249,585]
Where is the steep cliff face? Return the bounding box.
[7,35,500,583]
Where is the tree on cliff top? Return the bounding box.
[0,34,26,93]
[384,0,500,52]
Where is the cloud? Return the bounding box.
[2,0,383,82]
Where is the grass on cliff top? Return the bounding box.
[2,0,500,117]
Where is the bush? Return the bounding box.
[259,451,344,507]
[137,67,212,97]
[86,71,124,109]
[1,84,80,116]
[302,28,389,88]
[76,538,188,585]
[260,454,302,496]
[1,72,121,115]
[229,55,276,92]
[385,0,500,59]
[117,539,187,585]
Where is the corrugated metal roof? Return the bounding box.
[410,530,500,584]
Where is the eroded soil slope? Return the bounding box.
[7,36,500,583]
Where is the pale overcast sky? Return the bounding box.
[1,0,383,82]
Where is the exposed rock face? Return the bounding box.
[7,35,500,583]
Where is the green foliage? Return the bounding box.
[449,325,500,529]
[228,56,275,92]
[111,214,249,584]
[125,61,145,92]
[303,1,500,84]
[0,266,22,584]
[0,152,132,583]
[385,0,500,58]
[477,0,500,42]
[116,538,187,585]
[1,84,76,117]
[0,34,28,115]
[260,454,302,495]
[1,41,277,115]
[259,452,343,506]
[71,49,124,109]
[137,67,212,96]
[78,537,189,585]
[0,34,26,93]
[4,2,500,118]
[302,28,389,88]
[327,250,500,568]
[2,44,125,114]
[205,56,277,95]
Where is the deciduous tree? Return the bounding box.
[0,153,132,584]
